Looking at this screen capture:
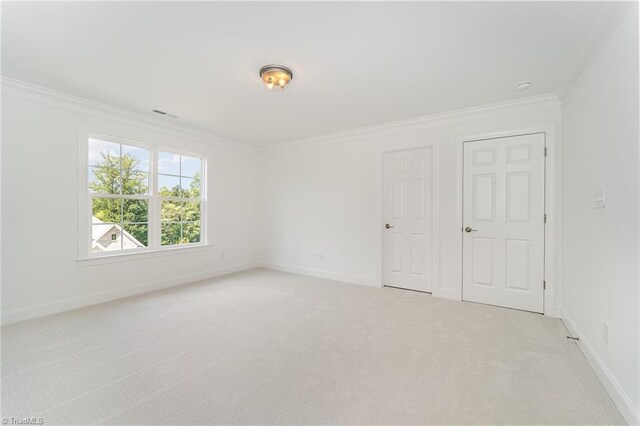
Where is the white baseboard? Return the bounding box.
[431,287,461,301]
[562,313,639,425]
[554,306,564,319]
[258,262,379,287]
[1,262,259,325]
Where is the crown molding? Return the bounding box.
[1,76,561,152]
[557,1,634,100]
[1,76,256,151]
[264,93,561,150]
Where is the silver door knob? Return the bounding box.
[385,224,394,229]
[464,226,477,233]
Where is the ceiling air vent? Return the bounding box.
[152,109,178,119]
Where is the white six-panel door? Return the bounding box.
[462,133,545,313]
[383,148,433,292]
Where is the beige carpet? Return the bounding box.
[1,268,624,425]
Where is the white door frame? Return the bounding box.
[455,125,560,317]
[378,141,440,295]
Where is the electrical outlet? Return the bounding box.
[603,323,609,344]
[314,253,324,262]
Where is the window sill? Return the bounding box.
[77,244,213,267]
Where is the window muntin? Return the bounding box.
[86,136,205,256]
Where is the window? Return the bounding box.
[85,135,205,257]
[158,152,202,245]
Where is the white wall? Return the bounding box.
[1,84,562,322]
[1,82,259,323]
[561,4,639,423]
[257,96,561,313]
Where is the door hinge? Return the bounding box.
[544,147,548,157]
[543,280,546,290]
[544,214,547,223]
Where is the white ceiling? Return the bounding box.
[2,2,605,147]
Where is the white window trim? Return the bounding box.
[77,131,208,263]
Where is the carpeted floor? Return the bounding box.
[1,268,624,425]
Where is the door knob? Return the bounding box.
[385,224,394,229]
[464,226,477,233]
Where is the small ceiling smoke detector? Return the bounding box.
[516,81,532,91]
[260,64,293,90]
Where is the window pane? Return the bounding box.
[88,165,121,194]
[158,151,180,175]
[161,222,181,246]
[122,170,149,195]
[180,177,200,198]
[92,198,122,223]
[182,202,200,222]
[123,199,148,223]
[91,222,123,252]
[161,200,182,222]
[123,223,148,248]
[89,138,120,167]
[183,222,201,243]
[158,174,181,196]
[122,144,150,172]
[88,167,100,193]
[181,156,201,178]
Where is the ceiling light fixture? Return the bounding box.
[516,81,532,91]
[259,64,293,90]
